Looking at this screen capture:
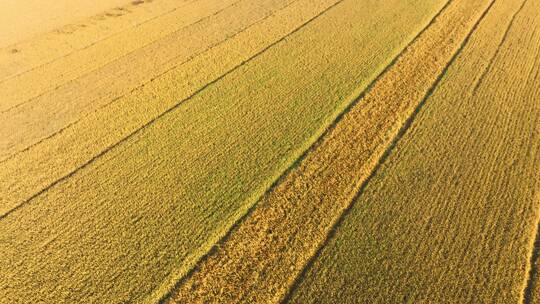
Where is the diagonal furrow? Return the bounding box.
[0,0,244,114]
[160,0,447,294]
[165,0,498,303]
[0,0,344,220]
[282,1,497,301]
[2,0,443,302]
[471,0,528,95]
[287,0,540,301]
[0,0,299,163]
[0,0,195,82]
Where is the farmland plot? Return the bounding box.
[0,0,332,217]
[287,0,540,302]
[0,0,135,49]
[166,0,501,302]
[0,0,192,79]
[0,0,296,159]
[2,0,538,303]
[0,0,448,302]
[0,0,242,114]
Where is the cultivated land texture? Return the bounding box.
[0,0,135,48]
[288,0,540,302]
[1,0,539,303]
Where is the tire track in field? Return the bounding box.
[0,0,243,114]
[0,0,195,83]
[471,0,528,95]
[0,0,299,164]
[165,0,498,302]
[0,0,344,221]
[281,1,497,301]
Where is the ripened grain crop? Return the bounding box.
[0,0,240,113]
[166,0,496,302]
[0,0,452,302]
[287,0,540,302]
[2,0,538,303]
[0,0,191,79]
[0,0,293,159]
[0,0,327,216]
[0,0,134,49]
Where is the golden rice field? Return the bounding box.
[1,0,539,303]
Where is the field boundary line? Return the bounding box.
[471,0,528,96]
[0,0,344,220]
[279,0,498,301]
[0,0,305,165]
[0,0,197,83]
[0,0,245,114]
[154,0,455,302]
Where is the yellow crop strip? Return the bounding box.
[288,0,540,302]
[0,0,295,161]
[0,0,450,302]
[2,0,537,302]
[0,0,241,113]
[0,0,317,216]
[0,0,191,80]
[0,0,134,48]
[166,0,498,302]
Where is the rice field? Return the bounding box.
[1,0,539,303]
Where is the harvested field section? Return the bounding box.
[0,0,190,79]
[288,0,540,302]
[0,0,335,217]
[0,0,447,303]
[0,0,298,161]
[166,0,497,302]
